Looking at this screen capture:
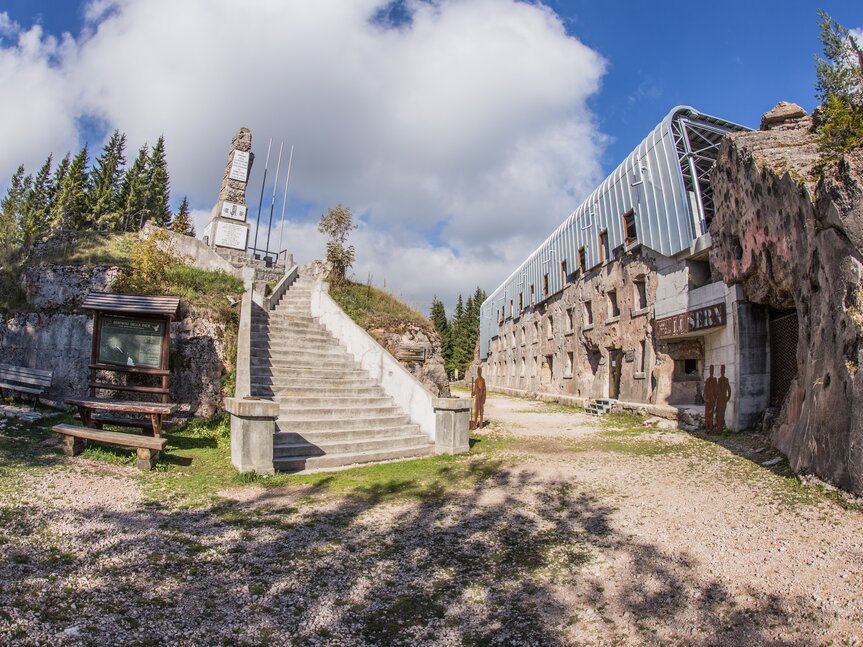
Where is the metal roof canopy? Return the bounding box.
[478,106,749,361]
[81,293,181,319]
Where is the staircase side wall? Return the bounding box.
[309,281,436,440]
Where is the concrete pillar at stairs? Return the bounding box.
[433,398,470,454]
[226,397,279,475]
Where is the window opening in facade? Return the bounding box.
[585,300,593,326]
[560,260,567,286]
[566,307,574,332]
[547,316,554,338]
[608,290,619,318]
[578,246,586,272]
[533,321,539,342]
[639,340,647,373]
[687,259,711,289]
[518,293,523,313]
[565,351,574,377]
[510,299,513,319]
[530,284,535,305]
[599,230,610,263]
[623,210,637,245]
[635,277,648,310]
[543,274,549,297]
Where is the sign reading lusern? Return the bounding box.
[655,302,726,338]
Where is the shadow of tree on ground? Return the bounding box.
[0,459,825,646]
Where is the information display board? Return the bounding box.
[220,201,247,221]
[229,150,250,182]
[214,221,248,250]
[98,316,165,369]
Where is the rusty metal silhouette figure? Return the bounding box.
[715,364,731,433]
[704,364,718,433]
[472,366,487,429]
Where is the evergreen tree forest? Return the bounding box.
[430,287,486,377]
[0,129,180,262]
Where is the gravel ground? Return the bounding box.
[1,395,862,646]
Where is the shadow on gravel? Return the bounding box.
[0,465,821,646]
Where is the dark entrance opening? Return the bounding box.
[608,348,623,399]
[769,308,799,406]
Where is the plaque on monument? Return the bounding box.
[220,201,247,222]
[215,221,248,250]
[229,151,250,182]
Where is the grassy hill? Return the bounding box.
[329,280,434,335]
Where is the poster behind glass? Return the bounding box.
[98,316,165,369]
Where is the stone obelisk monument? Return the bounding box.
[202,127,254,253]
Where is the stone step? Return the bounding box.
[273,444,435,473]
[250,336,336,348]
[276,414,410,432]
[273,395,394,407]
[277,404,404,419]
[256,384,385,397]
[274,424,420,444]
[254,317,319,328]
[256,375,380,388]
[249,344,347,357]
[251,364,361,377]
[273,433,430,458]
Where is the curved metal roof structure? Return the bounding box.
[479,106,748,360]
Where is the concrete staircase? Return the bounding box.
[585,398,616,416]
[250,276,434,472]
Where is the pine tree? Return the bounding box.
[430,296,451,366]
[0,165,26,253]
[815,11,863,155]
[120,144,149,230]
[171,196,195,236]
[447,295,467,375]
[89,130,127,228]
[50,145,91,230]
[146,135,171,227]
[19,155,53,246]
[47,153,70,216]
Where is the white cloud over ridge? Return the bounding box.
[0,0,606,312]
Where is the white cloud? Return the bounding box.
[0,0,607,314]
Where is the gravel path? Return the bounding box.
[1,395,862,646]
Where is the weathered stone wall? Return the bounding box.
[1,265,233,416]
[710,102,863,495]
[484,252,661,403]
[367,324,451,398]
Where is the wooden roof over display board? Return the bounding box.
[81,293,180,319]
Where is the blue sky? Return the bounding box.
[0,0,859,311]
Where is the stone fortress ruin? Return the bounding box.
[479,102,863,496]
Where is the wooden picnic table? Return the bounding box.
[66,397,176,436]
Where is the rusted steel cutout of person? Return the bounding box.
[472,366,487,429]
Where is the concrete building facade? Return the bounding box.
[479,106,770,431]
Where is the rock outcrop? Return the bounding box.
[368,324,451,398]
[710,102,863,496]
[1,264,234,416]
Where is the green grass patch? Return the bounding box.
[329,280,434,334]
[30,231,135,267]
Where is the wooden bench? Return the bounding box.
[66,398,176,436]
[52,423,167,471]
[0,363,53,404]
[396,346,427,363]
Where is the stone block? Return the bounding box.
[225,397,278,475]
[433,398,470,455]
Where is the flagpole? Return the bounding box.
[276,145,294,262]
[251,138,272,257]
[264,141,283,260]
